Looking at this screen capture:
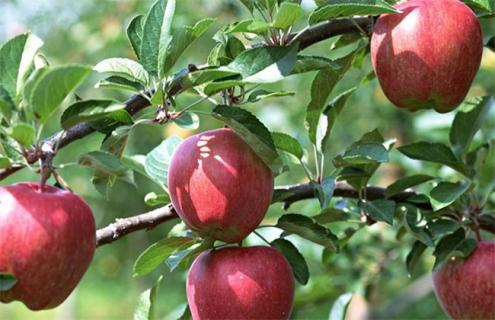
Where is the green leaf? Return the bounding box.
[96,76,144,92]
[433,228,476,270]
[0,33,43,101]
[329,292,353,320]
[405,241,427,276]
[0,157,12,169]
[314,178,336,209]
[225,36,246,60]
[335,130,386,189]
[79,150,128,176]
[358,199,395,225]
[247,89,295,103]
[450,96,493,159]
[0,86,15,121]
[273,3,303,29]
[0,273,17,291]
[333,143,389,167]
[161,18,216,76]
[313,208,353,224]
[428,219,462,240]
[224,19,271,35]
[174,112,200,130]
[271,238,309,285]
[101,126,132,159]
[271,132,303,159]
[8,123,35,147]
[228,44,298,83]
[89,109,134,135]
[306,54,354,144]
[319,87,356,153]
[401,204,433,246]
[276,214,338,251]
[465,0,495,13]
[140,0,176,77]
[144,192,170,207]
[291,55,341,75]
[133,276,162,320]
[61,100,126,130]
[429,181,470,211]
[166,238,214,271]
[27,64,92,124]
[309,0,399,25]
[239,0,255,12]
[145,136,182,186]
[212,105,278,168]
[385,174,435,198]
[122,155,148,177]
[171,67,239,93]
[94,58,149,86]
[398,142,470,176]
[0,136,23,163]
[178,305,192,320]
[157,0,176,79]
[133,237,196,276]
[127,15,145,59]
[203,80,244,96]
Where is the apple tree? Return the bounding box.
[0,0,494,319]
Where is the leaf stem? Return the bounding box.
[253,230,271,245]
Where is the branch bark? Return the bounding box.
[96,204,178,247]
[293,17,373,50]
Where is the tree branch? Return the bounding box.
[0,165,24,181]
[95,182,494,247]
[0,18,373,181]
[294,17,373,50]
[96,204,178,247]
[277,182,431,210]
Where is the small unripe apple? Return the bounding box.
[371,0,482,113]
[433,240,495,319]
[187,246,295,320]
[0,182,96,310]
[167,128,274,243]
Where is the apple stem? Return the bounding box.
[472,219,482,242]
[39,144,56,191]
[475,229,482,242]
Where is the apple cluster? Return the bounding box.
[0,0,492,318]
[168,128,295,319]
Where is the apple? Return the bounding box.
[370,0,483,113]
[167,128,274,243]
[187,246,295,320]
[0,182,96,310]
[432,240,495,319]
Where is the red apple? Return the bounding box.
[167,128,274,243]
[0,182,96,310]
[187,246,295,319]
[370,0,482,113]
[432,240,495,319]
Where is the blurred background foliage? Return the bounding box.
[1,0,494,319]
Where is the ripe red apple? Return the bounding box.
[432,240,495,319]
[167,128,274,243]
[370,0,483,113]
[0,182,96,310]
[187,246,295,320]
